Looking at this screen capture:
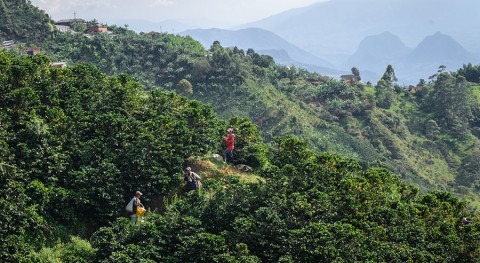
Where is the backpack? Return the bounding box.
[125,198,134,213]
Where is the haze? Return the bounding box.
[30,0,325,28]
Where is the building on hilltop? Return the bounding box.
[340,74,360,85]
[21,47,41,55]
[55,25,74,33]
[54,18,86,27]
[84,25,109,35]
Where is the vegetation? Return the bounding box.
[32,25,480,204]
[1,2,480,261]
[0,0,53,42]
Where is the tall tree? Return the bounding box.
[351,67,361,81]
[426,73,473,137]
[375,65,397,108]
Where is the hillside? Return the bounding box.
[2,3,480,260]
[8,16,474,206]
[0,0,53,41]
[0,52,478,261]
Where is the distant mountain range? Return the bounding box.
[239,0,480,59]
[179,28,345,77]
[177,0,480,84]
[116,0,480,84]
[179,27,478,84]
[344,31,479,84]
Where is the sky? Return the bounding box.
[30,0,326,28]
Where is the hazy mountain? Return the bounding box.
[256,49,347,77]
[393,32,479,83]
[344,31,479,84]
[179,27,334,69]
[238,0,480,65]
[342,32,412,80]
[407,32,474,66]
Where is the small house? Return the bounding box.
[21,47,41,55]
[85,25,108,35]
[340,74,360,85]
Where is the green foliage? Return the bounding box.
[456,63,480,83]
[0,0,53,42]
[375,65,398,109]
[423,72,473,138]
[223,117,268,168]
[3,5,480,260]
[0,168,50,262]
[175,79,193,97]
[89,137,480,262]
[456,151,480,187]
[0,51,223,258]
[28,236,96,263]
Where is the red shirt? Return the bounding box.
[224,134,235,151]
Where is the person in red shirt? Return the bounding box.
[223,128,235,162]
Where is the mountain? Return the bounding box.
[395,32,479,83]
[407,32,475,67]
[238,0,480,64]
[342,31,479,84]
[342,32,411,82]
[179,27,335,69]
[257,49,347,76]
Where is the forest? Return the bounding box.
[1,0,480,262]
[35,24,480,205]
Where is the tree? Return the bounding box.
[375,79,394,109]
[175,79,193,97]
[375,65,397,108]
[381,64,397,86]
[456,63,480,83]
[351,67,361,81]
[425,119,440,140]
[425,73,473,137]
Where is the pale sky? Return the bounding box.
[30,0,326,28]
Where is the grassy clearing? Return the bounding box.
[470,85,480,104]
[187,155,265,184]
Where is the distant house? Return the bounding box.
[54,18,86,27]
[55,25,73,33]
[2,40,15,48]
[340,74,360,85]
[50,62,68,68]
[85,25,108,35]
[21,47,41,55]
